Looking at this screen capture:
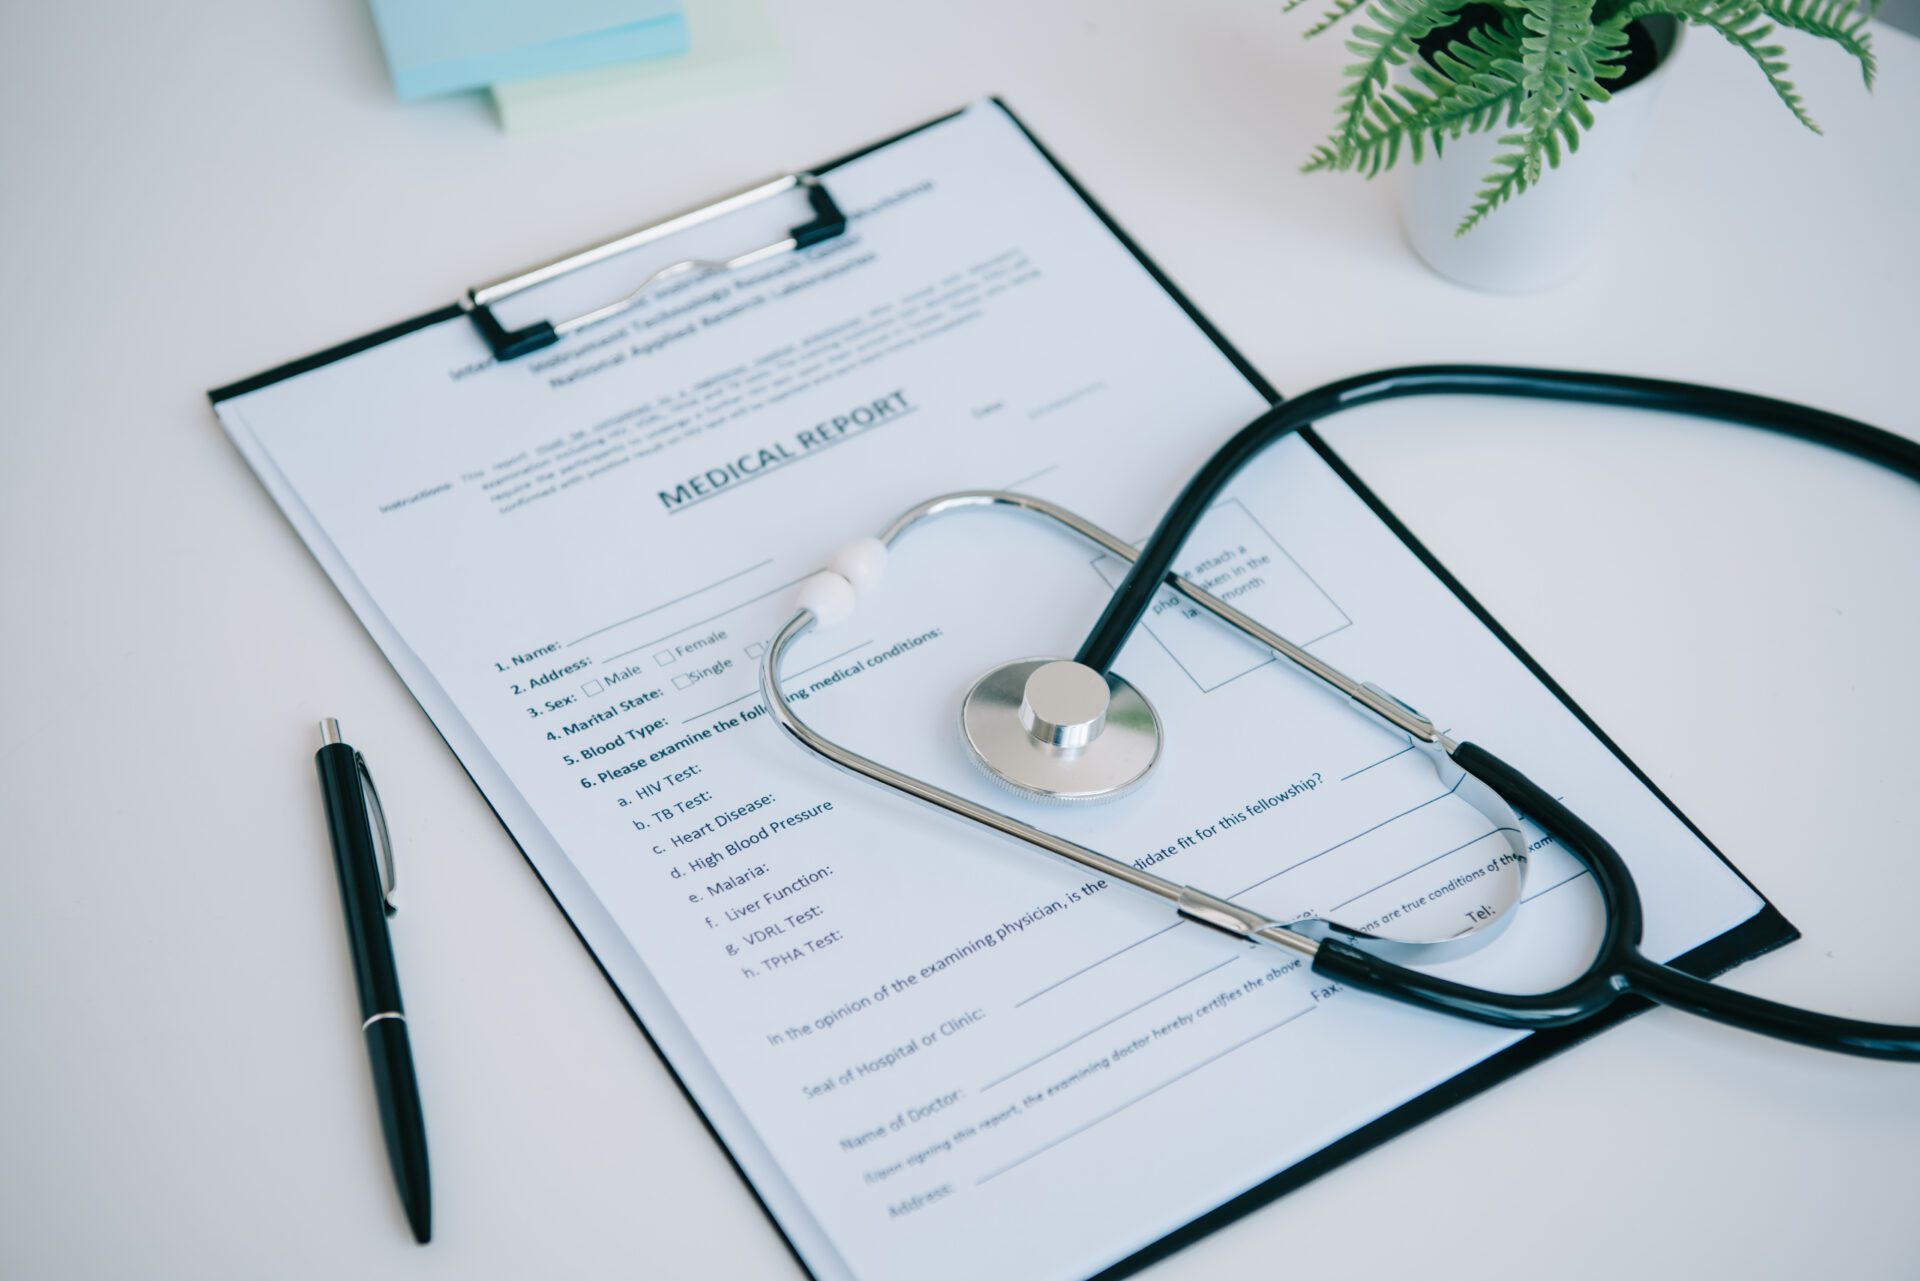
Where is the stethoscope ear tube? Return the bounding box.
[1313,742,1920,1060]
[1311,742,1639,1032]
[1067,364,1920,1059]
[1618,952,1920,1059]
[1076,366,1920,676]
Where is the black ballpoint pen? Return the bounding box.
[315,718,432,1244]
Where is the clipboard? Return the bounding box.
[210,99,1796,1281]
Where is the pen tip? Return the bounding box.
[405,1181,431,1244]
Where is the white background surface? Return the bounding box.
[2,3,1916,1278]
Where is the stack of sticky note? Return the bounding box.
[367,0,784,131]
[492,0,782,132]
[368,0,691,101]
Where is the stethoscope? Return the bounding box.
[757,366,1920,1061]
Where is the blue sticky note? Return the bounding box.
[369,0,690,100]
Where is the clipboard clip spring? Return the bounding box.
[462,172,848,362]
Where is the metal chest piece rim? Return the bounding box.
[959,657,1163,802]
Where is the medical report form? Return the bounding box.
[214,101,1782,1281]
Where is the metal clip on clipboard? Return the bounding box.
[462,172,849,362]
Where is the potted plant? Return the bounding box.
[1292,0,1879,289]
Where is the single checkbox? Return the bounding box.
[654,648,678,666]
[672,673,692,690]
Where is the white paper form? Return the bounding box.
[216,102,1769,1281]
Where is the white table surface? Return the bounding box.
[3,3,1916,1277]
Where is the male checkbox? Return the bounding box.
[582,678,604,696]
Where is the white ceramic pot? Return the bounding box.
[1402,15,1683,292]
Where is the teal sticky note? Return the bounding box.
[368,0,690,100]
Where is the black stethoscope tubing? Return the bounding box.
[1081,366,1920,1061]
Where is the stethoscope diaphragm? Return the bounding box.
[959,657,1162,803]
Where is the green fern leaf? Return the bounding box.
[1300,0,1371,37]
[1289,0,1872,232]
[1417,11,1530,95]
[1302,143,1343,172]
[1306,14,1528,179]
[1360,68,1526,172]
[1457,136,1534,234]
[1443,11,1612,233]
[1327,0,1471,166]
[1513,0,1610,183]
[1620,0,1822,131]
[1755,0,1875,86]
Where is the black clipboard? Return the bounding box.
[210,98,1796,1281]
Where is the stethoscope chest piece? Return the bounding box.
[960,658,1162,802]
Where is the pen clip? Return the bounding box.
[356,751,398,917]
